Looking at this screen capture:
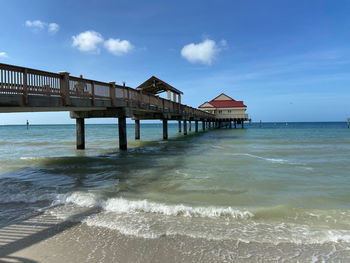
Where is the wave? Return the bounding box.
[229,153,303,165]
[20,156,46,160]
[45,191,350,244]
[61,192,253,219]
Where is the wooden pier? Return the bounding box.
[0,63,248,150]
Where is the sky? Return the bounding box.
[1,0,350,124]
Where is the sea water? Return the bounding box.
[0,122,350,261]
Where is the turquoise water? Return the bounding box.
[0,122,350,259]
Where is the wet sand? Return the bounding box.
[1,210,349,263]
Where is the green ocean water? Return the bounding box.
[0,122,350,260]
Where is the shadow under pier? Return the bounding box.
[0,207,100,262]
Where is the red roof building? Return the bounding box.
[198,93,248,120]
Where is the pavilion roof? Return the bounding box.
[136,76,183,95]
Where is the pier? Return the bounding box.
[0,63,249,150]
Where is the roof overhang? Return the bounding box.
[136,76,183,95]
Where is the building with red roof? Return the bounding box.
[198,93,248,120]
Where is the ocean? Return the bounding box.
[0,122,350,262]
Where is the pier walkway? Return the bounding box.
[0,63,247,150]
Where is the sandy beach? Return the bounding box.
[1,206,349,263]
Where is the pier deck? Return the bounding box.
[0,63,247,150]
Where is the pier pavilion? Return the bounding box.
[0,63,217,150]
[198,93,250,128]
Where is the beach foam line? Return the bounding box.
[59,192,254,219]
[230,153,302,165]
[20,156,45,160]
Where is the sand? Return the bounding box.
[0,210,349,263]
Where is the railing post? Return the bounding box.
[23,69,28,105]
[91,81,95,106]
[126,84,130,106]
[59,72,70,106]
[109,81,116,107]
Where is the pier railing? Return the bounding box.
[0,63,212,118]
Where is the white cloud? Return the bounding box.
[181,39,225,65]
[0,52,8,58]
[25,20,60,34]
[104,38,133,56]
[48,23,60,34]
[72,31,104,53]
[25,20,46,30]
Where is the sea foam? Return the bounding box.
[61,192,254,219]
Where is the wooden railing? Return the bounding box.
[0,63,213,118]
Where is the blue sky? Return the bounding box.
[1,0,350,124]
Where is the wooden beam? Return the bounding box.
[167,90,171,100]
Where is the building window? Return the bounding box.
[218,110,222,114]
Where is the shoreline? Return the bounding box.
[0,209,348,263]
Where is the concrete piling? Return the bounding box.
[76,118,85,150]
[118,116,127,150]
[163,119,168,140]
[135,119,140,140]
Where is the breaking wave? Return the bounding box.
[59,192,254,219]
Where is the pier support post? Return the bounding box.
[195,120,198,132]
[76,118,85,150]
[118,116,127,150]
[178,121,182,133]
[189,120,191,131]
[202,121,205,131]
[163,119,168,140]
[135,119,140,140]
[234,121,237,129]
[209,121,211,128]
[229,120,232,128]
[184,120,187,135]
[241,121,244,129]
